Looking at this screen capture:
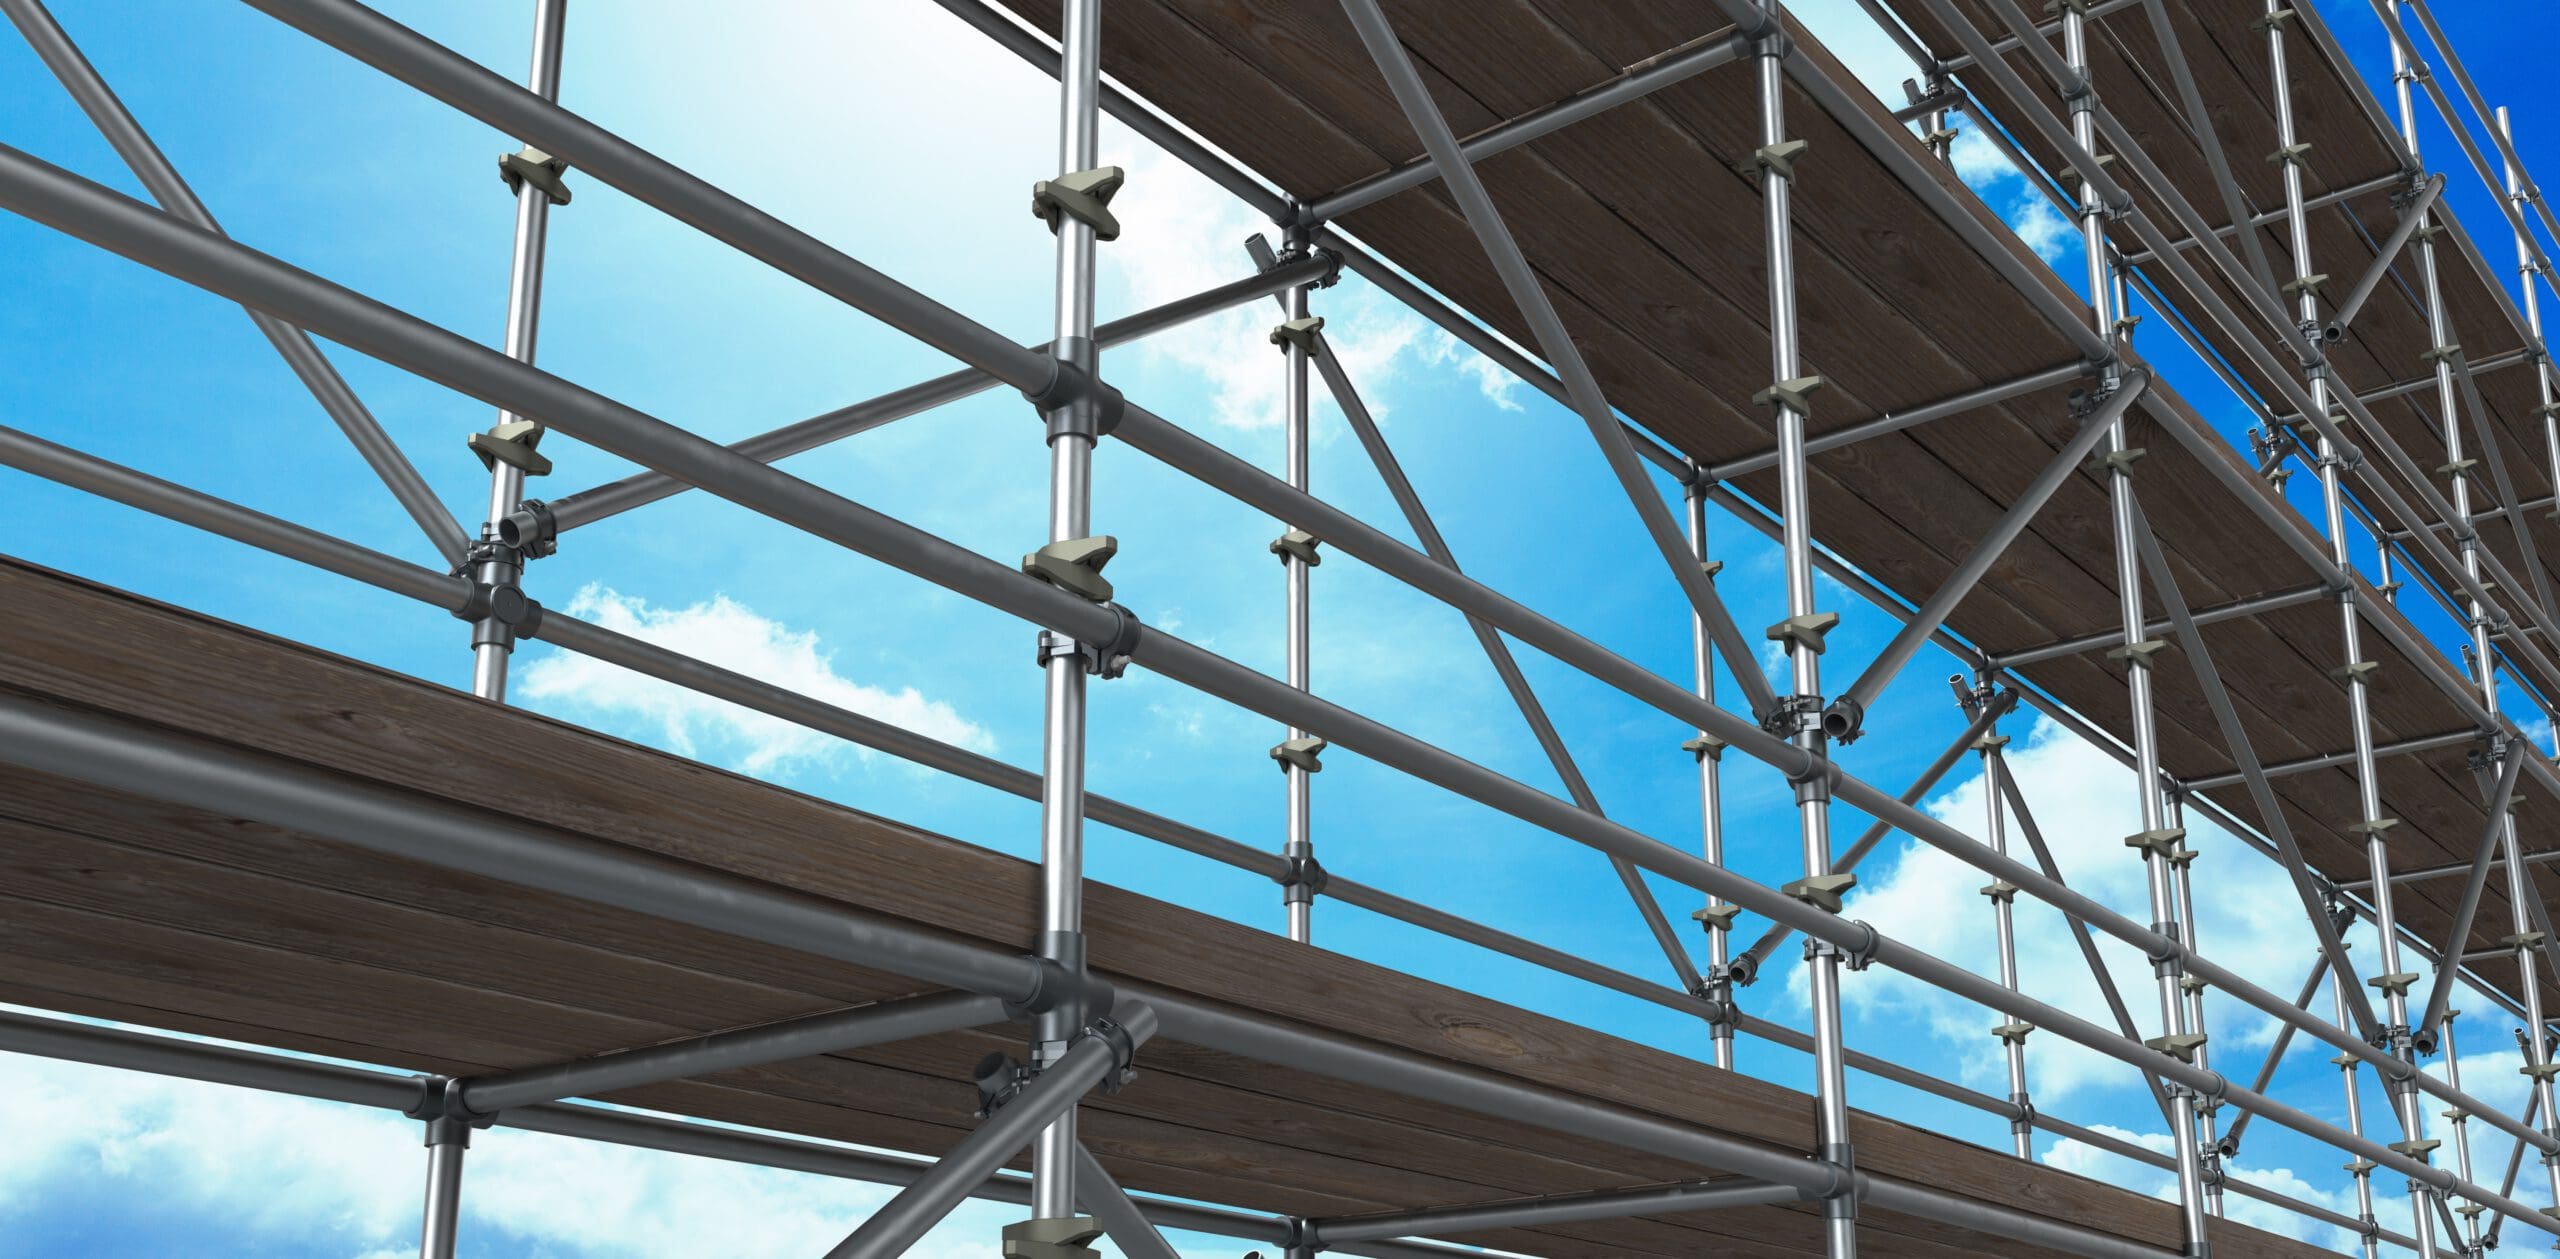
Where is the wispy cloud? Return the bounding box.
[0,1043,1011,1256]
[1109,149,1525,430]
[517,585,994,774]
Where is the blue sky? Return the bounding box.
[2,0,2557,1254]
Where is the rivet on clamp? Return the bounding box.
[1032,166,1126,241]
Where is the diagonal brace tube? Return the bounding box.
[1833,373,2146,729]
[1332,0,1779,720]
[1,0,469,566]
[1307,1178,1804,1245]
[2414,746,2523,1043]
[820,1004,1157,1259]
[1071,1142,1182,1259]
[2328,174,2445,335]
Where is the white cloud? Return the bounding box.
[1806,716,2336,1102]
[1107,149,1532,431]
[516,585,994,774]
[0,1045,1016,1257]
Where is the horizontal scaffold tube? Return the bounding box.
[2,133,2544,1216]
[0,1009,1470,1259]
[0,420,1725,1039]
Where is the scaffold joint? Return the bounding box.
[2265,142,2314,167]
[1752,374,1825,415]
[1992,1020,2033,1045]
[1034,603,1144,680]
[1682,731,1728,761]
[469,418,552,477]
[1269,528,1322,567]
[1783,873,1858,915]
[1023,535,1120,603]
[1980,880,2019,902]
[1031,166,1126,241]
[2368,971,2421,996]
[1804,920,1879,972]
[2145,1032,2209,1063]
[1001,1216,1105,1259]
[1276,852,1329,905]
[497,146,571,205]
[2125,826,2188,860]
[1754,139,1809,181]
[2249,7,2297,31]
[1766,611,1840,655]
[1692,902,1740,932]
[496,498,558,560]
[1270,735,1327,775]
[1269,316,1325,354]
[2087,446,2147,477]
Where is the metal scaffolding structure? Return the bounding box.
[7,0,2560,1256]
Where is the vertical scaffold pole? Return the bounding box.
[1025,0,1108,1235]
[1685,478,1737,1071]
[1751,10,1853,1255]
[1277,226,1319,945]
[2483,103,2560,1205]
[469,0,567,703]
[417,1110,469,1259]
[2166,789,2222,1216]
[2384,12,2471,1251]
[2335,961,2385,1259]
[2069,1,2207,1250]
[1966,676,2032,1158]
[2506,108,2560,614]
[2438,1012,2484,1253]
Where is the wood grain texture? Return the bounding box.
[0,556,2344,1257]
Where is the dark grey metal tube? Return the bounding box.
[1,0,469,566]
[1071,1143,1182,1259]
[2127,497,2381,1039]
[0,694,1063,1011]
[0,418,1716,1040]
[2328,174,2445,334]
[244,0,1057,397]
[1333,0,1781,721]
[8,128,2551,1211]
[1989,583,2331,671]
[0,1008,1468,1259]
[2214,955,2331,1156]
[1859,1179,2166,1259]
[819,1003,1157,1259]
[1737,687,2019,973]
[2131,0,2285,306]
[1702,362,2087,483]
[2119,169,2411,266]
[2414,747,2522,1044]
[1834,372,2147,725]
[0,424,476,612]
[1304,31,1750,223]
[1308,1178,1802,1245]
[544,256,1331,532]
[2180,728,2484,792]
[458,991,1008,1115]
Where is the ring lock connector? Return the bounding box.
[405,1074,499,1140]
[1802,918,1878,972]
[498,146,572,206]
[469,418,552,478]
[450,570,541,639]
[1820,696,1864,745]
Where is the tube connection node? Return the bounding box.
[497,146,571,205]
[496,499,557,559]
[1031,166,1125,241]
[469,418,551,477]
[1002,1216,1104,1259]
